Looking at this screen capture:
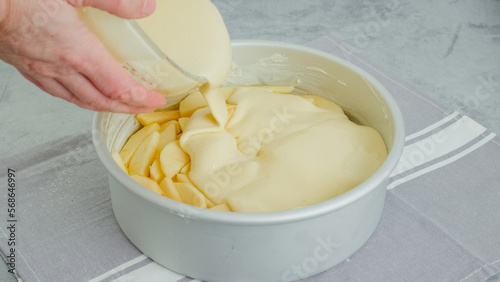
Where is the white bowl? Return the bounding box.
[92,40,405,282]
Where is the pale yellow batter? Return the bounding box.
[136,0,232,89]
[179,88,387,213]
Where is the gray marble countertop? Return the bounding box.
[1,0,499,281]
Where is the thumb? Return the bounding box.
[68,0,156,19]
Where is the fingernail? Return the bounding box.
[142,0,156,17]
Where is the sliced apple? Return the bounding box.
[159,140,190,179]
[119,123,160,165]
[178,117,190,132]
[175,174,214,207]
[150,158,165,182]
[129,131,160,176]
[179,91,208,117]
[111,152,128,174]
[174,182,207,208]
[136,110,181,126]
[130,174,165,196]
[180,162,191,174]
[175,173,191,184]
[210,203,231,212]
[205,197,216,208]
[160,120,180,135]
[157,123,177,152]
[159,178,182,202]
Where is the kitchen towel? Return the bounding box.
[1,34,499,282]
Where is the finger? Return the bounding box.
[58,72,158,113]
[19,72,45,90]
[84,62,167,110]
[20,71,78,103]
[23,71,155,113]
[73,35,167,109]
[19,60,135,112]
[67,0,156,19]
[27,74,97,111]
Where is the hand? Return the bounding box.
[0,0,167,113]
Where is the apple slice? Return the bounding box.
[130,175,165,196]
[175,173,191,184]
[160,120,180,135]
[205,197,216,208]
[111,153,128,174]
[170,177,214,208]
[150,158,165,182]
[174,182,207,208]
[120,123,160,165]
[180,162,191,174]
[136,110,180,126]
[178,117,190,132]
[159,140,190,179]
[157,123,177,153]
[210,203,231,212]
[129,131,160,176]
[179,91,208,117]
[159,178,182,202]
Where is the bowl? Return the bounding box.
[78,7,210,106]
[92,40,405,282]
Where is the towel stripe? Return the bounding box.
[389,115,487,181]
[103,258,154,282]
[405,111,460,143]
[111,261,186,282]
[88,255,148,282]
[388,132,496,190]
[404,112,462,146]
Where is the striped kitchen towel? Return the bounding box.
[0,35,499,282]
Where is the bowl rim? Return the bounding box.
[92,39,405,225]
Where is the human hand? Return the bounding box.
[0,0,166,113]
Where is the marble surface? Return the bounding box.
[0,0,499,281]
